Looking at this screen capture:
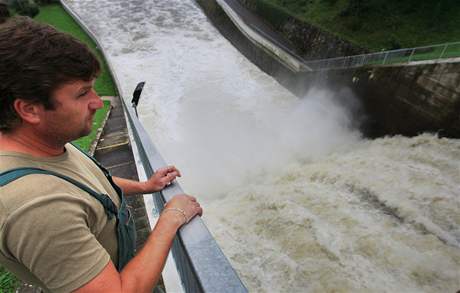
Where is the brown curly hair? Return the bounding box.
[0,16,100,132]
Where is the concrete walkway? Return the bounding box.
[94,96,151,250]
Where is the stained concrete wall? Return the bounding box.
[325,62,460,137]
[238,0,367,59]
[196,0,460,138]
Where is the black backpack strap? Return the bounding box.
[0,167,118,218]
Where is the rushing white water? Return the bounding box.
[66,0,460,292]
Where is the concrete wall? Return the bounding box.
[196,0,460,138]
[238,0,367,59]
[195,0,305,87]
[326,63,460,137]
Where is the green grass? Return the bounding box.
[34,4,117,96]
[0,267,20,293]
[258,0,460,52]
[73,100,111,152]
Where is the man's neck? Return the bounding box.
[0,128,66,157]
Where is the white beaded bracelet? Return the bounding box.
[162,207,188,225]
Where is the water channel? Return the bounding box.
[66,0,460,291]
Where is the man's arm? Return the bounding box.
[112,166,181,196]
[74,194,202,293]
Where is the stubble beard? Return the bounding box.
[44,118,92,146]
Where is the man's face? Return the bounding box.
[38,79,103,144]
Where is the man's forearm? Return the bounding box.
[112,166,180,196]
[74,195,201,293]
[112,176,147,196]
[73,210,185,293]
[120,212,182,292]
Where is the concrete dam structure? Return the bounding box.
[197,0,460,138]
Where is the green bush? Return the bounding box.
[11,0,39,17]
[256,0,292,29]
[0,4,10,20]
[259,0,460,51]
[339,0,370,17]
[36,0,59,3]
[322,0,338,5]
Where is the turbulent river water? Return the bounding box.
[66,0,460,291]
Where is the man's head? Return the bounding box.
[0,16,101,133]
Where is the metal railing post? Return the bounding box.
[342,56,347,69]
[408,48,415,62]
[382,51,389,65]
[360,54,366,66]
[439,43,448,60]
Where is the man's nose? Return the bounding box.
[89,90,104,110]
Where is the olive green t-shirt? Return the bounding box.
[0,144,120,293]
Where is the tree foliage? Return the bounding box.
[4,0,59,20]
[339,0,457,20]
[11,0,40,17]
[0,3,10,21]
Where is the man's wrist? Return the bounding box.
[138,181,149,193]
[163,208,187,224]
[139,180,162,194]
[159,209,184,230]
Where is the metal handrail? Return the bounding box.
[60,1,247,292]
[303,41,460,71]
[123,104,247,293]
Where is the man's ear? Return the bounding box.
[13,99,43,126]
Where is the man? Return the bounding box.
[0,16,202,292]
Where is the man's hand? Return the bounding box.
[163,194,203,225]
[141,166,181,193]
[112,166,181,196]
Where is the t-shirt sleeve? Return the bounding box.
[3,194,112,293]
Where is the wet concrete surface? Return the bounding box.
[222,0,300,55]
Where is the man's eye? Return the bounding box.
[78,91,89,97]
